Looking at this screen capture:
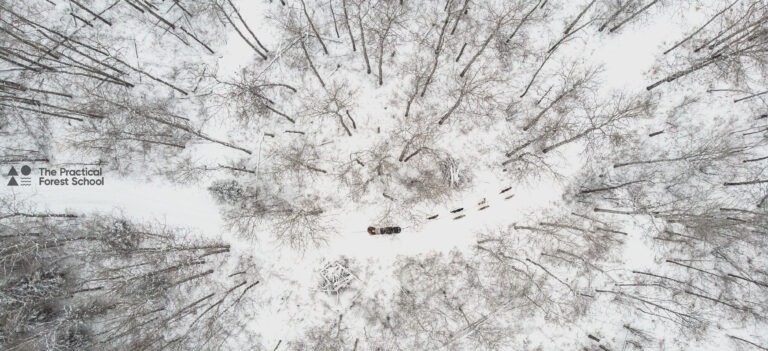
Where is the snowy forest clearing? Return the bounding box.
[2,0,768,350]
[16,168,564,263]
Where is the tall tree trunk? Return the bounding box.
[70,0,112,26]
[520,52,553,98]
[459,20,502,78]
[336,112,353,136]
[523,82,570,130]
[265,105,296,123]
[138,108,253,154]
[180,26,215,54]
[609,0,660,33]
[342,0,357,51]
[663,0,738,54]
[646,54,721,90]
[357,8,371,73]
[563,0,597,35]
[226,0,269,52]
[217,4,267,59]
[506,0,542,43]
[734,89,768,103]
[455,42,467,61]
[329,1,341,38]
[301,0,329,55]
[579,180,644,194]
[613,156,694,168]
[377,24,392,85]
[421,12,451,96]
[743,155,768,163]
[723,179,768,187]
[405,76,421,117]
[438,94,464,125]
[300,38,326,87]
[541,127,598,153]
[450,0,469,35]
[598,1,632,32]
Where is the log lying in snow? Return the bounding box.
[453,214,466,220]
[427,214,439,220]
[450,208,464,213]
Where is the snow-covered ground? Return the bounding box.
[2,0,767,350]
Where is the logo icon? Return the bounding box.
[6,166,18,186]
[6,165,32,186]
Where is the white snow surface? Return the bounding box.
[2,0,765,350]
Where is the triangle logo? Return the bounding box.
[7,177,18,186]
[7,166,18,176]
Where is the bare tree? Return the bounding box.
[437,69,506,126]
[272,196,335,250]
[356,1,373,74]
[217,66,298,126]
[541,92,656,154]
[371,1,408,85]
[0,198,259,351]
[522,65,600,131]
[300,0,330,55]
[303,83,357,136]
[647,1,768,91]
[459,1,534,78]
[341,0,357,51]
